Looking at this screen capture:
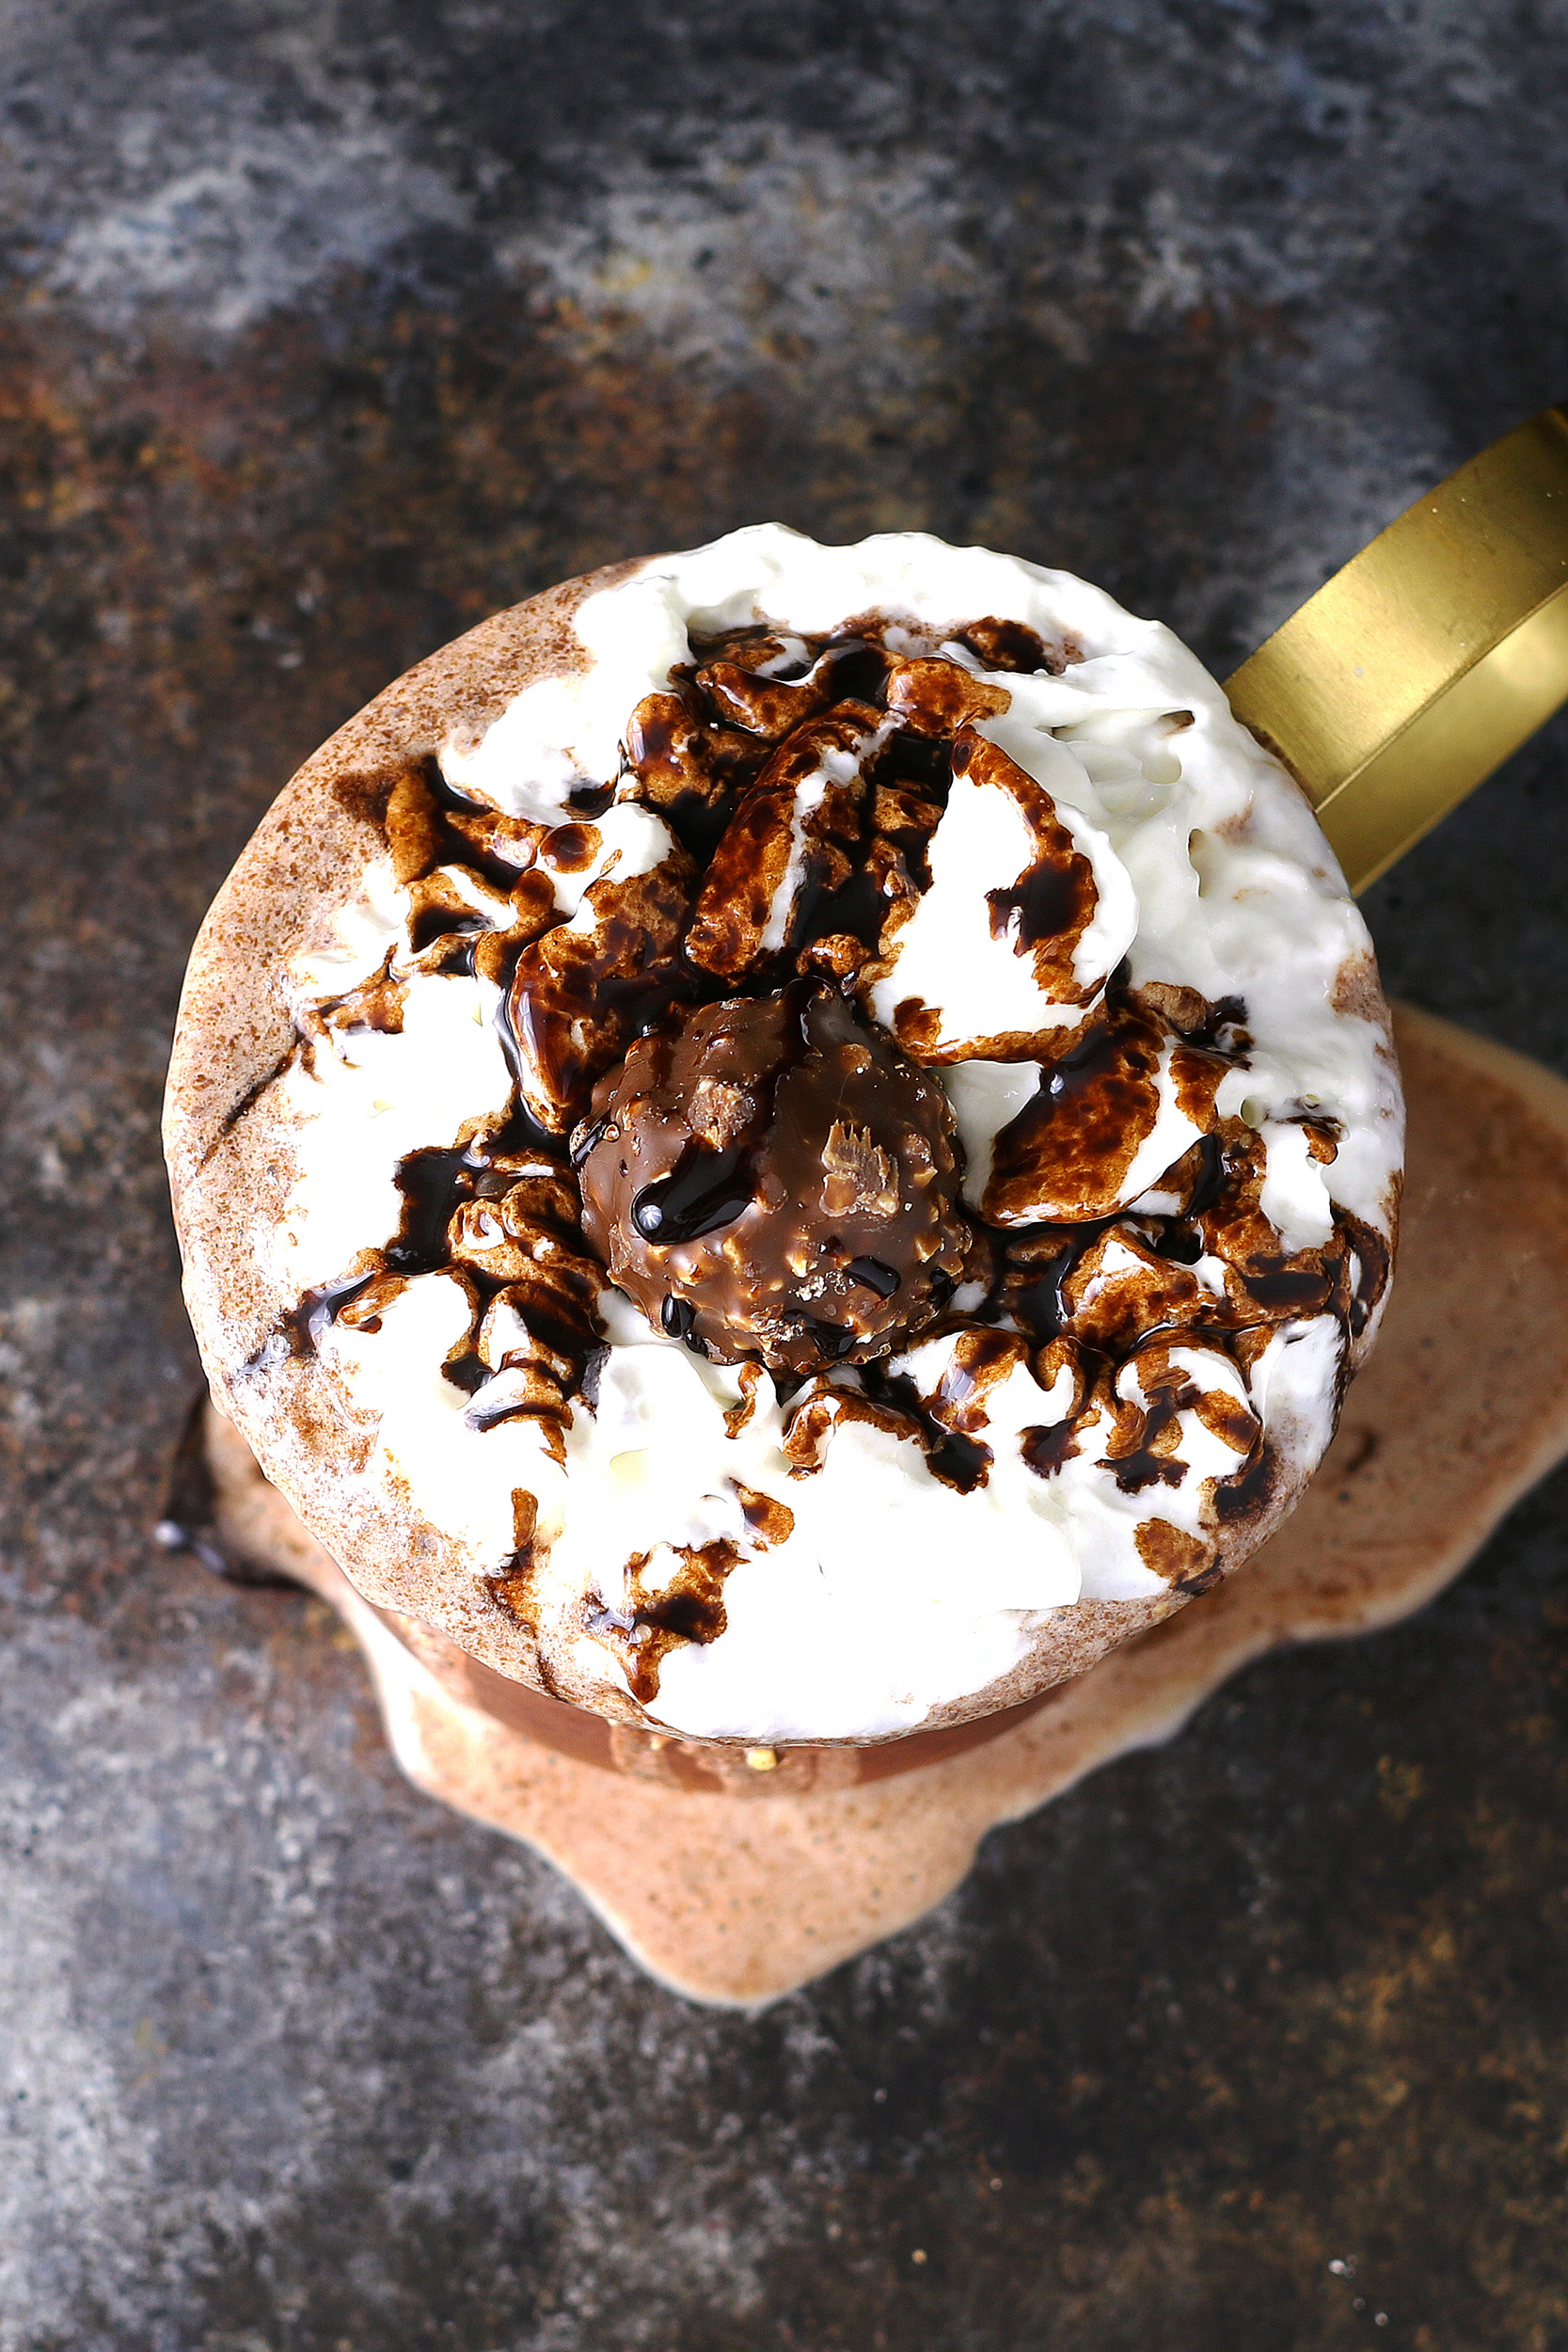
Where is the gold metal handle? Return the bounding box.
[1226,402,1568,893]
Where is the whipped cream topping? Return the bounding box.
[866,734,1136,1059]
[264,526,1402,1743]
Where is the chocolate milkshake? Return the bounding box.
[164,527,1403,1751]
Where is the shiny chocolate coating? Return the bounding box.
[575,985,970,1375]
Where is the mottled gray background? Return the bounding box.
[4,5,1568,2346]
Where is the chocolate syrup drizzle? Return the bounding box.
[632,1144,755,1245]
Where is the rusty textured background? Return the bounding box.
[4,5,1568,2346]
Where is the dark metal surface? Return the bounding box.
[3,7,1567,2344]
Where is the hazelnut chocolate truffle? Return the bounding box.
[575,985,971,1376]
[164,526,1403,1746]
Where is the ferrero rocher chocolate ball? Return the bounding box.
[574,984,971,1375]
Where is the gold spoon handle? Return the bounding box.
[1226,401,1568,894]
